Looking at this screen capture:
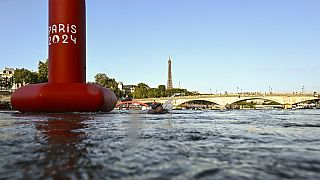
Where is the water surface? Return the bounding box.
[0,110,319,179]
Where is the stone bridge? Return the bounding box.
[135,94,320,109]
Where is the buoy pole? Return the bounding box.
[11,0,117,113]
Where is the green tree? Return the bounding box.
[147,88,160,98]
[158,85,166,97]
[28,71,39,84]
[94,73,110,87]
[132,83,149,99]
[38,59,48,83]
[94,73,123,98]
[13,68,38,84]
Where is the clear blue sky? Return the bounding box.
[0,0,319,93]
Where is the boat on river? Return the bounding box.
[147,100,173,114]
[147,102,169,114]
[147,108,169,114]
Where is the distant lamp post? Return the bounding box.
[302,86,305,94]
[237,87,239,94]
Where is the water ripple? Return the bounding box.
[0,109,320,179]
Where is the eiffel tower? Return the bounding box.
[167,55,173,89]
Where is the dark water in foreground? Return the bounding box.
[0,110,319,180]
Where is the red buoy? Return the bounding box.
[11,0,117,112]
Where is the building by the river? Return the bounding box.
[0,67,22,92]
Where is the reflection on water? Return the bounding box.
[0,110,320,179]
[37,114,88,179]
[0,113,91,179]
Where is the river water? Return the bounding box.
[0,109,319,179]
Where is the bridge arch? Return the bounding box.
[174,99,220,107]
[230,97,283,105]
[177,99,219,106]
[292,98,320,105]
